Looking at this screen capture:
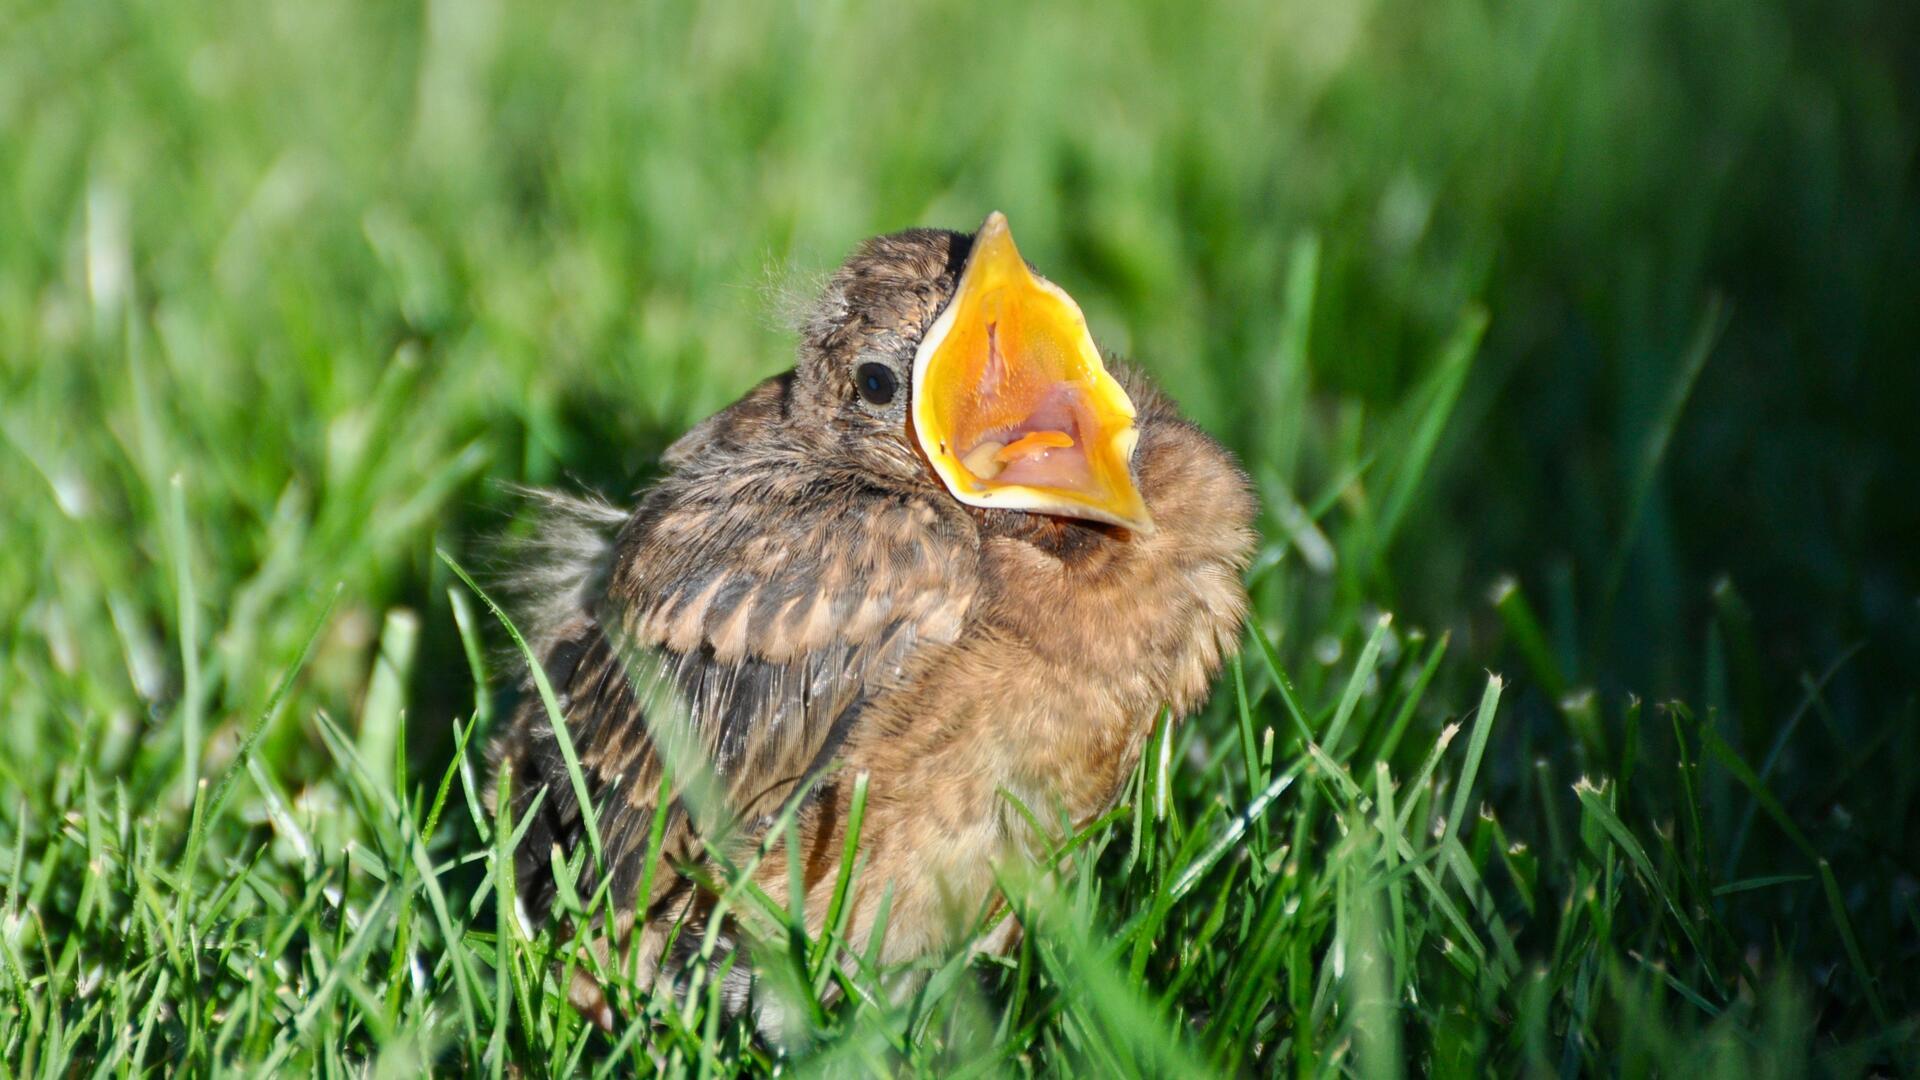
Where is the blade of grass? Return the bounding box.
[1323,613,1392,757]
[1443,674,1504,845]
[1601,299,1726,607]
[439,549,604,868]
[1376,305,1487,551]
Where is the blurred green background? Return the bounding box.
[3,0,1917,1069]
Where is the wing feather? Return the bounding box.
[495,376,977,917]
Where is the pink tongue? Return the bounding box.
[974,383,1096,490]
[995,441,1092,489]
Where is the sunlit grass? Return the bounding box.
[2,0,1916,1073]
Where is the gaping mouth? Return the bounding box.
[910,212,1153,534]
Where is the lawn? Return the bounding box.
[2,0,1917,1074]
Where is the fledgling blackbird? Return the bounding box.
[491,212,1255,1033]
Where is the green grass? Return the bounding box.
[3,0,1917,1074]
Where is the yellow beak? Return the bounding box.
[911,212,1154,534]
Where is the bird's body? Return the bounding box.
[490,220,1254,1031]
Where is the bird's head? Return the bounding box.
[795,213,1154,536]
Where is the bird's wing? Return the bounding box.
[499,409,976,916]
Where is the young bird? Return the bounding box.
[490,213,1255,1033]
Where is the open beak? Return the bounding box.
[911,212,1153,534]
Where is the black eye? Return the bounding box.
[856,362,897,406]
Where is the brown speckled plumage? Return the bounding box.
[489,224,1255,1033]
